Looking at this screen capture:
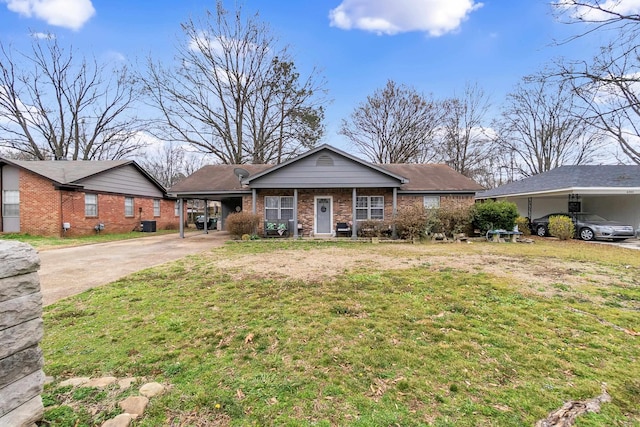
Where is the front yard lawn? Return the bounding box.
[0,230,177,250]
[41,240,640,426]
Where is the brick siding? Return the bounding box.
[242,189,475,237]
[397,194,476,210]
[17,170,180,237]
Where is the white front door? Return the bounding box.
[315,196,333,235]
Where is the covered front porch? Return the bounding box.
[246,187,400,239]
[173,187,400,240]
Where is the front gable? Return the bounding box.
[245,145,407,189]
[77,164,164,197]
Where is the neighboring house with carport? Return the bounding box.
[0,157,180,236]
[475,165,640,230]
[168,144,484,238]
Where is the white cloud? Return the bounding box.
[329,0,483,36]
[557,0,640,21]
[103,50,126,62]
[188,31,224,55]
[30,31,54,39]
[588,72,640,105]
[3,0,95,31]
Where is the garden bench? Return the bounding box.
[264,220,289,238]
[335,222,351,237]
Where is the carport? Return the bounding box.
[168,164,271,238]
[475,165,640,231]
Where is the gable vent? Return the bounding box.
[316,154,334,167]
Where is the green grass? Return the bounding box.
[40,240,640,426]
[0,230,177,249]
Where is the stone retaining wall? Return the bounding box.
[0,241,44,426]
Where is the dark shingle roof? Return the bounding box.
[169,164,273,193]
[476,165,640,198]
[169,162,483,194]
[381,164,484,192]
[169,145,484,195]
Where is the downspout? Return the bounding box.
[352,187,357,240]
[293,188,298,238]
[392,187,398,239]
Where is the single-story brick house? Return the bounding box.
[475,165,640,230]
[0,157,180,236]
[169,144,484,238]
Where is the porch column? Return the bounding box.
[252,189,257,213]
[293,188,299,238]
[352,187,357,240]
[179,197,184,239]
[392,187,398,239]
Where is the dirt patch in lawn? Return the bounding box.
[214,242,638,306]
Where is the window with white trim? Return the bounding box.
[125,197,134,217]
[2,190,19,216]
[423,196,441,209]
[265,196,294,220]
[356,196,384,220]
[153,199,161,217]
[174,201,180,216]
[85,193,98,217]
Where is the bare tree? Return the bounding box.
[437,82,493,180]
[142,2,327,165]
[0,35,143,160]
[245,58,325,164]
[561,41,640,163]
[493,76,604,177]
[552,1,640,163]
[553,0,640,38]
[339,80,443,163]
[138,143,191,188]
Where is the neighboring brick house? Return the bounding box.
[169,144,484,238]
[0,158,180,237]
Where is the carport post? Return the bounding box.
[204,200,209,234]
[179,198,185,238]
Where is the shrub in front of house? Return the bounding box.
[225,212,261,238]
[436,203,473,237]
[471,200,519,232]
[356,220,392,238]
[395,204,429,240]
[423,209,442,236]
[515,216,531,236]
[549,215,575,240]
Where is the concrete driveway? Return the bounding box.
[38,231,230,306]
[590,237,640,250]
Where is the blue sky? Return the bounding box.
[0,0,608,151]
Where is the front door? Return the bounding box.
[315,196,332,235]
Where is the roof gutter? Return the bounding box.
[168,190,253,198]
[475,186,640,199]
[399,190,479,195]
